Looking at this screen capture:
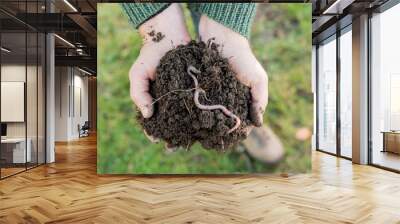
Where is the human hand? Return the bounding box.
[198,15,268,127]
[129,3,190,118]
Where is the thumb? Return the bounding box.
[129,63,154,118]
[250,70,268,127]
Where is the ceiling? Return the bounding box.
[311,0,390,43]
[1,0,394,73]
[0,0,98,75]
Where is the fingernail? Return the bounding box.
[141,108,150,118]
[142,105,153,118]
[164,143,178,154]
[254,117,262,127]
[144,130,159,143]
[256,114,263,127]
[250,106,263,127]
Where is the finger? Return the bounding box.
[129,63,154,118]
[243,125,254,137]
[250,73,268,127]
[144,129,160,143]
[164,142,178,154]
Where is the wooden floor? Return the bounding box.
[372,150,400,171]
[1,135,400,223]
[1,167,26,178]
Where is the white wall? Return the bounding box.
[55,66,69,141]
[54,67,89,141]
[1,65,38,138]
[72,73,89,138]
[1,65,26,138]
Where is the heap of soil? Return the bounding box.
[138,41,252,151]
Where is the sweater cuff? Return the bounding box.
[121,3,171,28]
[199,3,256,38]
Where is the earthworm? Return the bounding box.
[187,65,241,134]
[151,88,196,105]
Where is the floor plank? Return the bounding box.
[0,135,399,223]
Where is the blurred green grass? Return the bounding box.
[97,3,312,174]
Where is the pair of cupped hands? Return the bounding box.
[129,3,268,141]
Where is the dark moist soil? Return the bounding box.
[138,40,252,151]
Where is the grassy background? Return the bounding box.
[97,3,312,174]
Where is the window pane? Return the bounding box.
[340,28,352,158]
[27,31,38,169]
[371,3,400,171]
[38,32,45,165]
[318,36,337,154]
[1,30,27,177]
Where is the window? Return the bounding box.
[0,1,47,179]
[317,35,337,154]
[370,3,400,171]
[339,27,352,158]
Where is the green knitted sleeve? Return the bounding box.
[198,3,257,38]
[121,3,171,28]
